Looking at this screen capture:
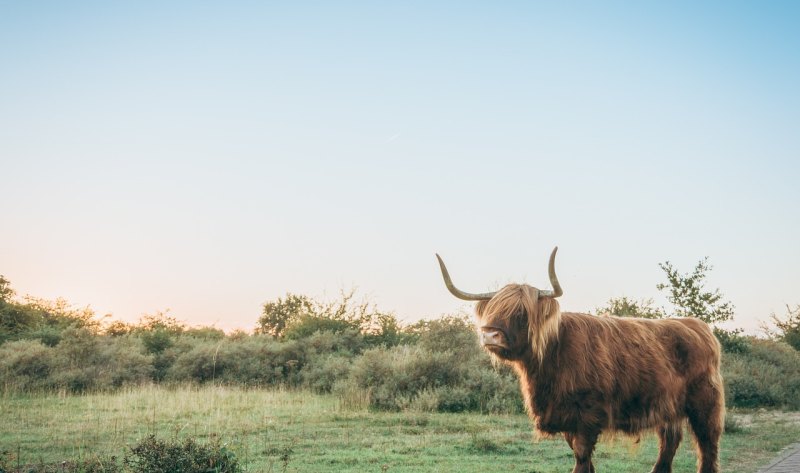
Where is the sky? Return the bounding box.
[1,2,798,334]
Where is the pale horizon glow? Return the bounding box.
[2,2,799,334]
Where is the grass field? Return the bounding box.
[1,385,799,472]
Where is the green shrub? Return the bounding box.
[300,329,366,356]
[184,327,226,340]
[53,331,154,392]
[337,343,522,413]
[97,336,154,388]
[284,315,357,339]
[363,313,413,348]
[140,329,175,355]
[301,353,354,393]
[467,433,503,453]
[55,328,101,367]
[725,374,779,407]
[0,339,56,391]
[0,334,156,393]
[25,325,63,347]
[462,364,524,413]
[409,315,478,359]
[124,435,240,473]
[407,388,440,412]
[595,296,665,319]
[167,336,309,386]
[168,341,236,383]
[434,385,473,412]
[722,338,800,409]
[715,328,750,354]
[766,304,800,352]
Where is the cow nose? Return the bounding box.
[480,327,508,348]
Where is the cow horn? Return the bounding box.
[435,254,496,301]
[538,246,563,298]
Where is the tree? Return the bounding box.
[595,296,665,319]
[363,312,409,347]
[22,296,101,333]
[0,275,15,303]
[105,320,134,336]
[657,258,747,352]
[314,289,376,331]
[136,310,185,334]
[656,258,734,325]
[0,276,40,344]
[257,290,402,342]
[135,310,185,355]
[257,294,314,337]
[405,314,477,357]
[764,304,800,352]
[0,277,101,345]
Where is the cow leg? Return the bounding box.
[650,423,682,473]
[686,382,724,473]
[569,430,599,473]
[564,433,595,473]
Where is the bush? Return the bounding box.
[462,364,524,413]
[300,329,366,355]
[765,304,800,352]
[3,279,798,414]
[301,353,354,393]
[595,296,665,319]
[0,339,56,391]
[715,328,750,354]
[140,329,175,355]
[184,327,226,340]
[167,336,308,386]
[25,325,63,347]
[54,327,101,368]
[124,435,240,473]
[409,315,477,359]
[337,343,523,413]
[722,338,800,409]
[284,315,357,339]
[97,336,154,388]
[725,374,779,408]
[50,331,153,392]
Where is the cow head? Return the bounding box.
[436,247,563,362]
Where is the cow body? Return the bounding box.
[518,313,723,439]
[476,294,724,473]
[436,249,724,473]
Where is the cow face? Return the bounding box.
[475,303,529,360]
[475,284,561,363]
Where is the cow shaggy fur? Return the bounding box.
[475,284,724,473]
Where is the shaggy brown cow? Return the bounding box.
[436,247,724,473]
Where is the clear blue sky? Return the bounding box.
[2,2,798,333]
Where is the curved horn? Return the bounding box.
[435,254,496,301]
[538,246,563,298]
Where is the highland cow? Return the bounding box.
[436,247,724,473]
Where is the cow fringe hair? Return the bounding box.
[477,284,561,363]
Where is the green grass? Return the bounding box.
[1,385,798,472]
